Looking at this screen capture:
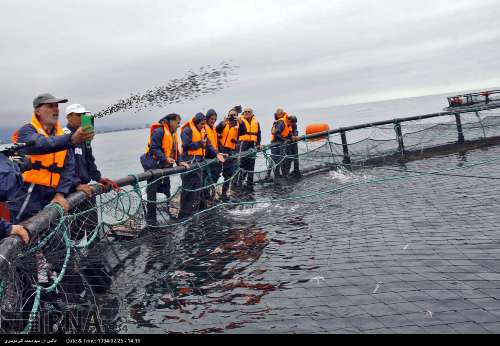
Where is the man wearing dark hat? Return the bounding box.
[9,93,94,288]
[141,113,187,225]
[10,93,94,222]
[178,112,226,219]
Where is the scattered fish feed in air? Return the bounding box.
[94,62,238,118]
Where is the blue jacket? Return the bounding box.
[140,127,176,170]
[0,153,24,239]
[10,124,76,221]
[65,125,102,185]
[180,126,217,163]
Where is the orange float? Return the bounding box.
[305,123,330,141]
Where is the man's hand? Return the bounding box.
[256,145,263,150]
[291,136,300,142]
[216,153,226,163]
[99,178,121,191]
[51,193,69,213]
[166,158,176,165]
[71,127,95,145]
[11,225,30,245]
[76,184,94,197]
[179,162,190,169]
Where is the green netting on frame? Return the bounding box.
[2,110,500,334]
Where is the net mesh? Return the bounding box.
[3,110,500,334]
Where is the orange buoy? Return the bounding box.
[305,124,330,141]
[0,202,10,223]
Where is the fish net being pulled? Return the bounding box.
[3,110,500,334]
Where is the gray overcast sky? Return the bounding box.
[1,0,500,129]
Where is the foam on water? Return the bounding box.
[225,202,272,217]
[329,167,375,183]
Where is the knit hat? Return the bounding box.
[160,113,181,123]
[193,112,206,124]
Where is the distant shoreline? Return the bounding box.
[0,125,149,144]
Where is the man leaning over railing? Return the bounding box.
[10,93,94,222]
[64,103,119,242]
[141,113,188,226]
[178,113,225,219]
[9,93,93,284]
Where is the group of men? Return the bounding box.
[0,93,305,306]
[140,105,301,224]
[0,94,303,246]
[0,93,118,251]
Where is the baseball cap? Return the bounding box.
[33,93,68,108]
[65,104,90,116]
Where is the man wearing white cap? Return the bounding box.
[64,104,119,240]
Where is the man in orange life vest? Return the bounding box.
[141,113,187,224]
[204,109,222,186]
[10,93,94,222]
[270,108,293,180]
[216,109,240,201]
[234,107,261,190]
[179,113,226,219]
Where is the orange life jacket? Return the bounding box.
[220,123,239,150]
[145,123,178,161]
[12,114,67,189]
[271,113,292,142]
[180,118,206,157]
[204,124,219,152]
[239,116,259,143]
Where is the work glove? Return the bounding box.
[99,178,121,191]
